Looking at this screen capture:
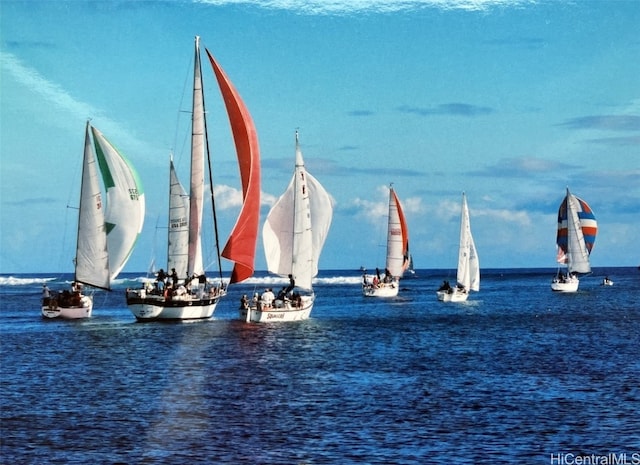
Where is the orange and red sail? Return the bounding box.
[206,49,261,284]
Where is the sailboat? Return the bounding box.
[436,192,479,302]
[362,185,410,297]
[126,36,260,320]
[240,131,332,323]
[551,187,597,292]
[42,122,145,318]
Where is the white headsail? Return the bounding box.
[385,188,408,278]
[563,190,592,274]
[91,126,145,281]
[167,158,190,279]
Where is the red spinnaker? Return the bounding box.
[206,49,261,284]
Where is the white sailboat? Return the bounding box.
[42,122,145,319]
[240,131,332,323]
[551,187,597,292]
[126,36,260,321]
[437,192,479,302]
[362,185,410,297]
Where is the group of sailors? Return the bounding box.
[240,274,302,310]
[554,272,576,283]
[42,282,84,308]
[362,267,394,289]
[148,268,225,301]
[437,280,467,294]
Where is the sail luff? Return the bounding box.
[188,35,205,278]
[205,48,261,284]
[167,159,189,279]
[75,122,110,290]
[91,126,145,281]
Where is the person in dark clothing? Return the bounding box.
[156,269,167,291]
[284,274,295,295]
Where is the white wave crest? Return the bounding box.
[0,276,56,286]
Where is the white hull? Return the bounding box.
[41,295,93,319]
[602,279,614,286]
[362,281,399,297]
[240,295,313,323]
[436,289,469,302]
[126,289,224,321]
[551,276,579,292]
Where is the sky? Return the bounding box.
[1,0,639,275]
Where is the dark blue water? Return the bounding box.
[1,268,639,464]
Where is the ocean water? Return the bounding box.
[1,267,638,464]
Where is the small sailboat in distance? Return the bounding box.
[437,192,479,302]
[240,131,332,323]
[42,122,145,319]
[362,185,410,297]
[551,187,597,292]
[126,36,260,320]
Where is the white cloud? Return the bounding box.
[1,51,99,118]
[196,0,537,14]
[351,184,424,225]
[0,51,147,156]
[475,207,532,226]
[214,184,278,210]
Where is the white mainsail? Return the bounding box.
[456,192,479,292]
[91,126,145,281]
[564,191,591,274]
[167,159,190,279]
[263,132,332,291]
[188,35,206,278]
[75,123,110,290]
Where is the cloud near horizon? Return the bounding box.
[397,103,494,117]
[558,115,640,132]
[470,156,575,178]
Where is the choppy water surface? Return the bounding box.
[1,268,639,464]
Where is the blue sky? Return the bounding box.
[1,0,639,274]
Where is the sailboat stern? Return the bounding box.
[240,293,314,323]
[126,286,226,321]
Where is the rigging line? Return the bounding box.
[172,52,194,164]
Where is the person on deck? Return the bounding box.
[285,274,295,295]
[42,284,50,305]
[156,269,167,291]
[197,273,206,299]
